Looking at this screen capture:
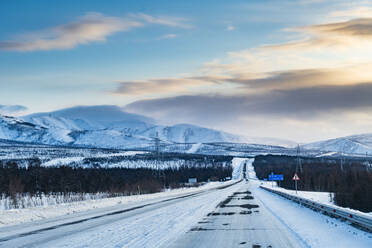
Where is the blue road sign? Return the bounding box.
[269,173,284,181]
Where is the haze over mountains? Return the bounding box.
[1,105,372,155]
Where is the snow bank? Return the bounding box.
[260,183,333,205]
[253,181,372,248]
[0,180,236,227]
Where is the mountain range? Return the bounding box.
[1,105,372,155]
[0,105,249,149]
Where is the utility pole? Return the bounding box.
[154,132,165,186]
[294,144,301,194]
[366,152,371,172]
[296,145,302,173]
[155,131,160,158]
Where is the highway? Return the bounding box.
[0,160,310,247]
[168,181,305,248]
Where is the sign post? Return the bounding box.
[292,173,300,194]
[268,172,284,187]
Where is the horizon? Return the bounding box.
[2,0,372,142]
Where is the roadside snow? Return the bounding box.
[260,183,333,205]
[248,158,372,247]
[0,181,236,227]
[253,182,372,248]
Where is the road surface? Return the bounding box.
[0,159,307,248]
[167,181,305,248]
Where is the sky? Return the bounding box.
[1,0,372,142]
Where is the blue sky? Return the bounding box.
[1,0,372,141]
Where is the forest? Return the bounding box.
[0,154,233,204]
[253,155,372,212]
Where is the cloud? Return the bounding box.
[125,82,372,124]
[223,64,372,91]
[0,13,141,51]
[226,25,236,31]
[160,34,177,39]
[308,18,372,37]
[112,76,225,96]
[0,105,28,116]
[266,18,372,50]
[112,62,372,97]
[133,13,192,28]
[331,6,372,19]
[0,12,191,52]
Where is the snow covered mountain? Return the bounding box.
[0,115,64,145]
[304,133,372,155]
[0,105,248,148]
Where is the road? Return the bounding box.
[0,160,306,248]
[166,181,305,248]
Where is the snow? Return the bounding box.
[247,160,372,248]
[246,157,258,180]
[1,157,371,248]
[1,106,298,150]
[1,106,248,148]
[0,181,236,227]
[260,183,333,204]
[316,151,337,157]
[187,143,201,153]
[41,151,147,167]
[27,182,243,248]
[304,133,372,155]
[253,182,372,248]
[231,157,246,179]
[261,184,372,217]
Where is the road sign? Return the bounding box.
[292,173,300,194]
[269,173,284,181]
[292,173,300,181]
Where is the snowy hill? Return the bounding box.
[304,133,372,155]
[0,115,65,145]
[0,105,249,149]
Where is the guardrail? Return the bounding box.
[260,186,372,232]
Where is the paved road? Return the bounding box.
[167,181,305,248]
[0,159,306,248]
[0,182,242,248]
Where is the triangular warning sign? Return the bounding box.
[292,173,300,181]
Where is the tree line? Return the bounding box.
[0,158,232,200]
[253,155,372,213]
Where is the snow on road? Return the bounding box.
[169,182,306,248]
[246,157,258,180]
[231,157,249,180]
[0,182,243,248]
[0,181,232,227]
